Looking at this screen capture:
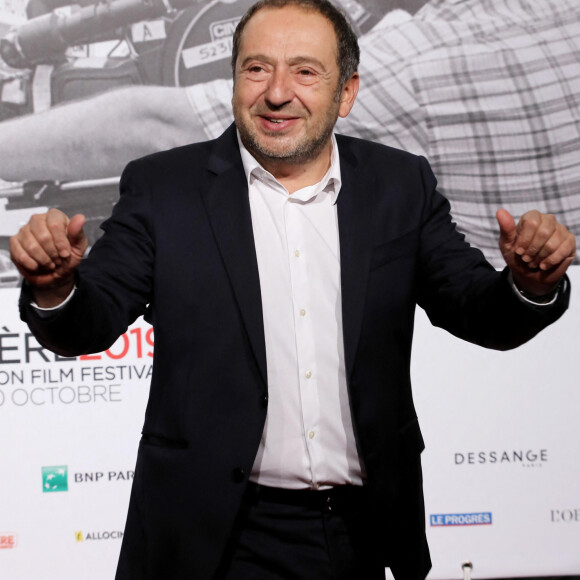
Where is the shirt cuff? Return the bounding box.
[508,271,564,306]
[30,286,76,317]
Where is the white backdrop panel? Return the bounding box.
[0,269,578,579]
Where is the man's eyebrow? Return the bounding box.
[239,54,328,71]
[288,56,328,71]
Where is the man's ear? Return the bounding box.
[338,72,359,118]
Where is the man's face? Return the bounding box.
[232,5,357,170]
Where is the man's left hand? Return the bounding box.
[497,208,576,298]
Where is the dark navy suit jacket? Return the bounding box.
[20,124,569,580]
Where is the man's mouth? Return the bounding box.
[255,115,301,132]
[261,116,296,122]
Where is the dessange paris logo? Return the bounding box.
[454,448,547,468]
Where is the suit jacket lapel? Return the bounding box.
[337,136,376,381]
[201,125,268,386]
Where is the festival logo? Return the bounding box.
[42,465,68,492]
[0,533,17,549]
[454,449,547,468]
[430,512,492,527]
[550,509,580,523]
[73,470,134,483]
[75,530,123,542]
[41,465,134,489]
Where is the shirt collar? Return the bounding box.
[237,130,342,204]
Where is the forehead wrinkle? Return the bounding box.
[239,7,337,64]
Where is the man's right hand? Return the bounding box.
[10,209,88,308]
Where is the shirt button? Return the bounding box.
[299,309,306,317]
[308,431,315,439]
[305,370,312,379]
[294,249,300,257]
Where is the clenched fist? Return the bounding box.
[497,208,576,297]
[10,209,88,307]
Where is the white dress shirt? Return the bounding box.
[238,133,364,490]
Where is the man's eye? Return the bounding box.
[298,69,313,75]
[248,66,264,73]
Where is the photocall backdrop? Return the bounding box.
[0,0,578,578]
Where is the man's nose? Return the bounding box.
[264,69,294,108]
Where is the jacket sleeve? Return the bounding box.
[19,160,155,357]
[414,156,570,350]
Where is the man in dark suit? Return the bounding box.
[9,1,576,579]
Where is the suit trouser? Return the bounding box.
[215,483,386,580]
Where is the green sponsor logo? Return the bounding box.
[42,466,68,493]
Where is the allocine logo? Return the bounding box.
[42,466,68,492]
[454,449,547,467]
[430,512,492,527]
[75,530,123,542]
[0,533,17,549]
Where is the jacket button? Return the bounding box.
[261,394,268,408]
[231,467,245,483]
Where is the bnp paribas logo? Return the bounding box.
[42,466,68,493]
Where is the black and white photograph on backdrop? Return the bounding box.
[0,0,578,578]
